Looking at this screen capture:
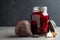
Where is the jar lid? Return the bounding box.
[33,7,40,12]
[40,6,47,12]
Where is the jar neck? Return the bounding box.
[42,11,48,16]
[33,10,39,12]
[43,11,47,13]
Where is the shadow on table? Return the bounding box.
[7,35,45,38]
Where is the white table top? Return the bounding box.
[0,27,59,40]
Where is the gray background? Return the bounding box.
[0,0,60,26]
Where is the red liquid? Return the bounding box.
[31,11,49,35]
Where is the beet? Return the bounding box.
[15,20,32,37]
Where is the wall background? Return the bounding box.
[0,0,60,26]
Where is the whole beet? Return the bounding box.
[15,20,32,37]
